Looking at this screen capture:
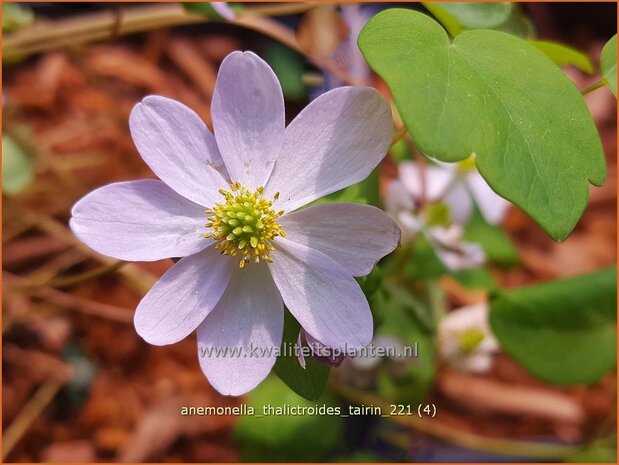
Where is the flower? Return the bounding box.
[437,303,499,373]
[297,329,346,369]
[70,51,399,395]
[385,177,485,271]
[310,5,375,99]
[398,158,510,225]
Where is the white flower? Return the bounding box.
[437,303,499,373]
[70,51,400,395]
[399,158,510,225]
[385,179,485,271]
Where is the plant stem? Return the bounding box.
[390,125,408,147]
[2,381,64,461]
[3,3,319,61]
[581,80,607,95]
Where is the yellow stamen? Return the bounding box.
[205,183,285,268]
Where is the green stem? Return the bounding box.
[581,80,607,95]
[390,125,408,148]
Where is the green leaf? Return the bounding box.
[464,208,520,267]
[405,234,448,280]
[492,8,535,38]
[234,375,343,461]
[601,34,617,96]
[451,267,497,290]
[265,42,307,101]
[489,267,617,385]
[433,2,513,29]
[182,2,240,20]
[421,2,462,37]
[2,134,33,195]
[359,9,606,241]
[529,40,594,74]
[2,3,34,32]
[272,310,329,401]
[375,286,436,403]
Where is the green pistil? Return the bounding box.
[204,182,285,268]
[458,328,485,353]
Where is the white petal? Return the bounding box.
[134,246,235,345]
[428,226,485,271]
[444,181,474,225]
[197,264,283,396]
[129,95,229,207]
[70,180,211,261]
[399,162,455,202]
[211,51,285,188]
[266,87,392,212]
[269,238,373,350]
[385,180,414,213]
[462,353,494,373]
[279,203,400,276]
[466,172,511,224]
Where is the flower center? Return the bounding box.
[204,182,285,269]
[457,328,485,353]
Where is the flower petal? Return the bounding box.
[269,238,373,350]
[444,181,473,225]
[70,180,211,261]
[134,245,235,345]
[265,87,392,212]
[279,203,400,276]
[428,226,485,271]
[197,264,283,396]
[211,51,285,188]
[385,179,414,213]
[399,161,455,202]
[466,172,511,224]
[129,95,228,207]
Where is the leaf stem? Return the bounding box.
[390,125,408,147]
[2,380,64,461]
[581,80,607,95]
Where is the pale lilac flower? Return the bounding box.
[399,158,510,225]
[349,335,407,370]
[297,329,346,369]
[437,303,499,373]
[312,5,374,97]
[385,179,485,271]
[70,51,399,396]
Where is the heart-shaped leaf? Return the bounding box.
[601,34,617,96]
[359,9,606,241]
[433,2,513,29]
[489,267,616,385]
